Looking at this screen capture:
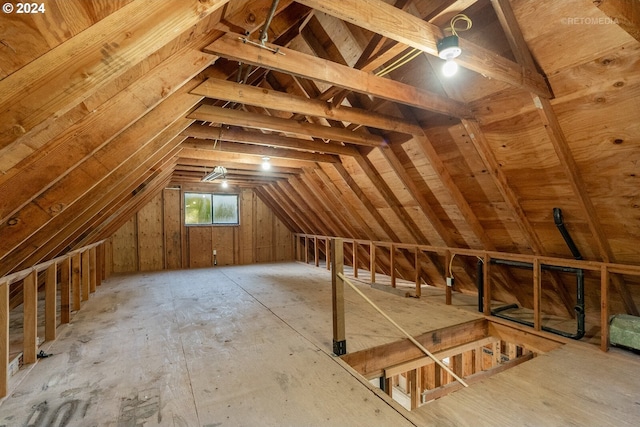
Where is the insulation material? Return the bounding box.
[610,314,640,351]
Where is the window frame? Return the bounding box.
[184,192,240,226]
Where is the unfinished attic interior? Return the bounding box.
[1,0,640,424]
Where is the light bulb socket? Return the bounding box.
[437,35,461,60]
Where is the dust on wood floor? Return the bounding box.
[1,262,638,426]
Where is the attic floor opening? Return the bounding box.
[347,320,553,411]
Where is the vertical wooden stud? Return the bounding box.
[23,271,38,364]
[384,377,393,397]
[390,244,396,288]
[304,236,309,264]
[452,354,463,376]
[370,241,376,284]
[425,363,441,390]
[474,348,483,372]
[462,350,474,376]
[533,258,541,331]
[445,250,452,305]
[410,369,419,410]
[104,239,113,279]
[601,265,610,352]
[331,238,346,355]
[352,242,358,278]
[82,251,90,301]
[90,247,97,293]
[325,238,331,270]
[96,244,103,286]
[0,281,9,398]
[60,257,71,324]
[295,236,301,261]
[507,343,517,360]
[414,248,420,297]
[314,236,319,267]
[483,254,491,315]
[492,341,501,366]
[72,253,81,311]
[45,263,57,341]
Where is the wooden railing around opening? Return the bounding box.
[0,240,107,398]
[293,233,640,354]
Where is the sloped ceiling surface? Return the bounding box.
[0,0,639,315]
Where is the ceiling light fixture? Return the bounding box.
[202,165,227,182]
[438,36,461,77]
[261,157,271,171]
[221,179,229,189]
[437,14,472,78]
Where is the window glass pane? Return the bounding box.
[212,194,239,224]
[185,193,212,224]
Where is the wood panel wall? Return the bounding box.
[109,187,293,273]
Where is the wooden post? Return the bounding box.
[45,263,57,341]
[533,257,541,331]
[601,265,610,352]
[483,254,491,315]
[507,343,517,361]
[462,350,474,376]
[474,347,483,372]
[414,248,421,297]
[353,242,358,278]
[60,257,71,324]
[325,238,331,270]
[410,369,419,410]
[23,270,38,364]
[72,253,81,310]
[295,235,301,261]
[314,236,319,267]
[90,247,97,293]
[370,241,376,283]
[96,244,103,286]
[82,251,90,301]
[383,377,393,397]
[492,341,501,366]
[104,239,113,279]
[0,280,8,398]
[331,238,346,356]
[390,244,396,288]
[445,250,452,305]
[304,236,309,264]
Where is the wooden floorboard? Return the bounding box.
[0,262,638,426]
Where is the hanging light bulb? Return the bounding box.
[262,157,271,171]
[221,179,229,189]
[437,35,461,77]
[442,59,459,77]
[437,14,472,78]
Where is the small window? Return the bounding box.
[185,193,239,225]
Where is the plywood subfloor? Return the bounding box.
[1,262,639,426]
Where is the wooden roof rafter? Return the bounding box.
[261,184,314,234]
[0,0,230,152]
[253,187,303,233]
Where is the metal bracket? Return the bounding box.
[333,339,347,356]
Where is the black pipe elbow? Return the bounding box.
[553,207,583,260]
[553,207,564,226]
